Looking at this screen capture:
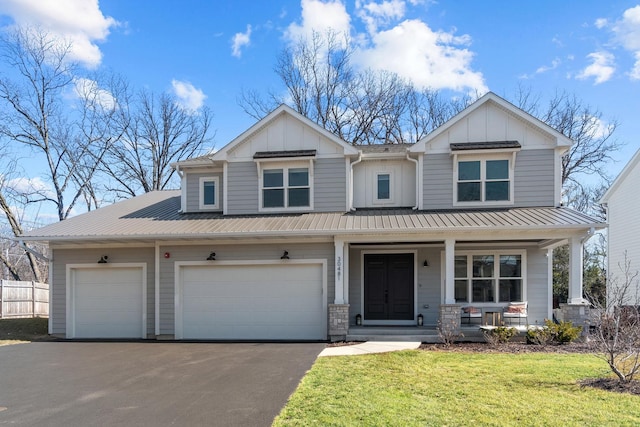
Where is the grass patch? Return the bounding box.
[274,350,640,426]
[0,317,49,345]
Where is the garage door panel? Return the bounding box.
[70,266,144,339]
[180,263,325,340]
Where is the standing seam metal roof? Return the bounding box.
[19,190,605,241]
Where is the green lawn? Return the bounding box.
[274,350,640,426]
[0,317,49,345]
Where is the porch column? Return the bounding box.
[334,238,345,304]
[444,238,456,304]
[568,236,584,304]
[342,241,349,304]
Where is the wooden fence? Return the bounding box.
[0,280,49,318]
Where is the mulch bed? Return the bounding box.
[580,378,640,395]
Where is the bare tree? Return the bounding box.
[239,29,465,145]
[587,254,640,383]
[0,27,107,221]
[102,89,214,198]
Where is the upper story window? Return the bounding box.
[254,151,316,213]
[457,159,510,202]
[199,176,219,210]
[376,173,391,202]
[263,167,310,208]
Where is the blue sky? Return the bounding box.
[0,0,639,195]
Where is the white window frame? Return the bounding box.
[453,153,515,207]
[373,171,394,204]
[256,159,314,212]
[199,176,219,210]
[448,249,526,305]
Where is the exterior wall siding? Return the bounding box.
[422,153,454,210]
[513,149,555,207]
[226,161,259,215]
[423,149,556,210]
[158,242,335,335]
[50,247,156,336]
[607,160,640,291]
[185,172,224,212]
[314,158,347,212]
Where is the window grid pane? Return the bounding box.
[485,181,509,201]
[263,170,283,188]
[288,168,309,187]
[288,188,309,207]
[263,189,284,207]
[458,161,480,180]
[486,160,509,179]
[458,182,481,201]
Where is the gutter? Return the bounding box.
[349,152,363,211]
[406,154,419,210]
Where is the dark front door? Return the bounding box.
[364,253,414,321]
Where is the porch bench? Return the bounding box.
[461,306,482,325]
[503,301,528,326]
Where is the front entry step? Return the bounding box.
[346,326,485,343]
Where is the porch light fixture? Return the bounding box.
[97,255,108,264]
[423,259,429,267]
[280,250,289,259]
[417,313,424,326]
[355,314,362,326]
[206,252,216,261]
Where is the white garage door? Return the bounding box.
[68,266,145,338]
[178,262,325,340]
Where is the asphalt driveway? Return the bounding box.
[0,341,324,426]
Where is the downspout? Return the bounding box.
[175,164,186,213]
[349,152,363,211]
[406,154,419,210]
[18,240,51,262]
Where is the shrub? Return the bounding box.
[549,320,582,344]
[526,325,553,346]
[483,326,517,345]
[526,320,581,345]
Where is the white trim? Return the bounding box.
[256,159,314,213]
[48,257,53,335]
[174,259,328,340]
[547,248,553,320]
[601,148,640,203]
[65,263,147,339]
[223,162,228,215]
[453,153,515,207]
[334,239,345,304]
[154,242,160,336]
[360,249,418,325]
[417,154,424,209]
[198,176,219,210]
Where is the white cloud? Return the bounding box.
[354,19,487,93]
[612,5,640,80]
[0,0,118,68]
[535,58,561,74]
[594,18,608,29]
[285,0,351,43]
[6,177,54,198]
[357,0,406,33]
[73,78,116,110]
[231,24,252,58]
[576,51,615,84]
[171,79,206,111]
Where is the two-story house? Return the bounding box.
[21,92,605,341]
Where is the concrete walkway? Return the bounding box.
[318,341,421,357]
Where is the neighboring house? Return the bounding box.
[601,148,640,302]
[20,92,605,341]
